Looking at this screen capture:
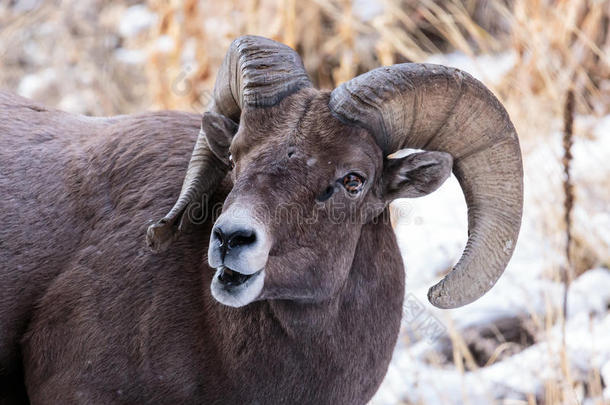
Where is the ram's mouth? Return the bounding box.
[217,266,262,288]
[211,266,265,307]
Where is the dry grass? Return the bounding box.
[0,0,150,114]
[142,0,609,114]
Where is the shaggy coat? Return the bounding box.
[0,91,404,404]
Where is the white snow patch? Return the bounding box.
[392,174,467,288]
[155,35,175,53]
[17,68,56,99]
[12,0,42,12]
[352,0,384,22]
[118,5,157,38]
[115,48,147,65]
[425,51,517,86]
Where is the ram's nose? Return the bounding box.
[208,207,271,274]
[212,226,258,260]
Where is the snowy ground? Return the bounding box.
[371,53,610,405]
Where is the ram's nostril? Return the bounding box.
[227,230,256,249]
[213,228,225,245]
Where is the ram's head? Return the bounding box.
[148,36,523,309]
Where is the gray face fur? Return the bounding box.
[206,90,453,307]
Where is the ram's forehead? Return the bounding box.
[232,89,378,159]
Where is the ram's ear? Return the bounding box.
[382,151,453,201]
[203,112,238,167]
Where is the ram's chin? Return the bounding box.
[211,267,265,307]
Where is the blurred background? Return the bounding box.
[1,0,609,403]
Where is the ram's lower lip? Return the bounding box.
[211,266,265,308]
[217,266,262,287]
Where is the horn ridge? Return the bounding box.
[329,62,523,308]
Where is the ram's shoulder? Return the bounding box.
[91,111,201,184]
[103,110,201,147]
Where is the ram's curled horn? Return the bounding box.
[146,35,313,252]
[329,63,523,309]
[145,113,235,253]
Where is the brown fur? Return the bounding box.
[0,87,454,404]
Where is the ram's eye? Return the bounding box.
[228,154,235,170]
[342,173,365,194]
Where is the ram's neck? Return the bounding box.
[207,210,405,403]
[264,209,404,332]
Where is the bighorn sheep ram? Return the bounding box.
[0,36,522,404]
